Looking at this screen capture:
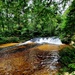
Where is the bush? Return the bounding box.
[59,47,75,73]
[0,37,19,44]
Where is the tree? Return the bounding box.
[62,0,75,42]
[0,0,73,43]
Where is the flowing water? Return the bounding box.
[0,37,67,75]
[19,37,62,45]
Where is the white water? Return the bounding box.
[49,51,59,70]
[19,37,62,45]
[39,51,60,70]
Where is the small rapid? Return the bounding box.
[19,37,62,46]
[35,49,60,72]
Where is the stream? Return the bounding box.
[0,37,66,75]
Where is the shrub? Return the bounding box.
[0,37,19,44]
[59,47,75,73]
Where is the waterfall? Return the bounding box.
[19,37,62,45]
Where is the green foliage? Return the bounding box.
[71,35,75,42]
[0,0,72,43]
[61,0,75,43]
[0,37,19,44]
[59,47,75,73]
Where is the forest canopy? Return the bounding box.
[0,0,74,44]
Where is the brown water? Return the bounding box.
[0,43,18,48]
[0,43,68,75]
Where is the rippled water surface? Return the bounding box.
[0,38,68,75]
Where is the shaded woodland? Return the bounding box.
[0,0,74,44]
